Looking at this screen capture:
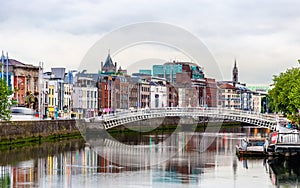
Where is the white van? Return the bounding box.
[10,107,39,121]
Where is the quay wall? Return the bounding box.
[0,117,241,141]
[0,119,79,140]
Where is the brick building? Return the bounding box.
[0,57,40,109]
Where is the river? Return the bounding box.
[1,126,299,188]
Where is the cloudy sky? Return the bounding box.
[1,0,300,84]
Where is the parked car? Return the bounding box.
[10,107,39,121]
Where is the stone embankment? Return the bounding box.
[0,119,80,142]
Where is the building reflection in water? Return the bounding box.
[0,127,280,187]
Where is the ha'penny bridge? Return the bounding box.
[83,107,300,155]
[90,107,279,130]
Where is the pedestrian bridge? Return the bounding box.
[89,107,278,130]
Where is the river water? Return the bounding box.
[1,126,300,188]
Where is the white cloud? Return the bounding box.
[1,0,300,84]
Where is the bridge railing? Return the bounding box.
[100,107,277,122]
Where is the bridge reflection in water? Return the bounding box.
[0,127,294,188]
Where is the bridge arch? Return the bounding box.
[90,107,277,131]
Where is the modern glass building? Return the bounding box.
[191,65,204,79]
[153,63,183,83]
[152,62,204,83]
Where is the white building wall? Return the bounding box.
[221,89,241,109]
[89,87,98,114]
[150,85,167,108]
[178,88,185,107]
[77,86,98,117]
[82,88,87,109]
[252,94,263,113]
[72,86,82,109]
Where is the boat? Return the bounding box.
[236,137,266,157]
[236,121,300,157]
[266,127,300,155]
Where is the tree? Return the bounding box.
[0,77,14,121]
[268,67,300,116]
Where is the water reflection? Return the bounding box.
[268,156,300,187]
[0,138,86,187]
[0,127,286,187]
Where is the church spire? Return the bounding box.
[101,49,116,73]
[233,58,238,85]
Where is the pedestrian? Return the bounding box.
[283,121,287,127]
[264,138,269,153]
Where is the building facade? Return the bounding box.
[0,58,40,109]
[140,80,150,108]
[149,78,167,108]
[128,78,138,109]
[205,78,218,107]
[218,83,240,109]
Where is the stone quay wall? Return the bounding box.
[0,119,79,140]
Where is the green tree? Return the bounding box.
[0,77,14,121]
[268,67,300,117]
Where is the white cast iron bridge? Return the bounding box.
[90,107,278,130]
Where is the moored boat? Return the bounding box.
[236,137,266,157]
